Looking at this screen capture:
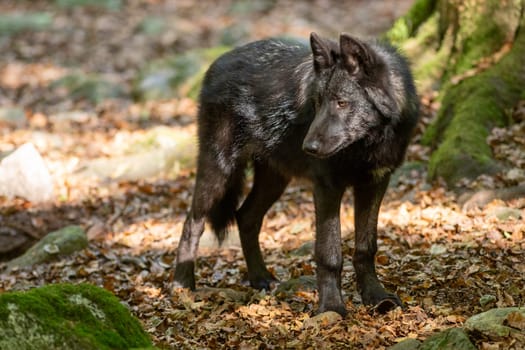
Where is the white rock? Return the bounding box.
[0,143,54,203]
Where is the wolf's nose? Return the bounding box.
[302,140,320,155]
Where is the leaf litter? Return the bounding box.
[0,1,524,349]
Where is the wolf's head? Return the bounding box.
[302,33,401,158]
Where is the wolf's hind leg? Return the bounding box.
[236,161,290,290]
[172,211,205,290]
[173,120,245,290]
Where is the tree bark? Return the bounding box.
[388,0,525,186]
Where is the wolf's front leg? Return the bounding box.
[313,184,347,316]
[353,175,402,312]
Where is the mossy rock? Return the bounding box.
[389,0,521,93]
[419,328,476,350]
[51,73,125,105]
[423,13,525,185]
[464,307,525,339]
[133,46,231,101]
[0,283,154,350]
[0,13,53,36]
[386,0,437,46]
[388,0,525,186]
[7,225,88,271]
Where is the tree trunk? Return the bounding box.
[387,0,525,186]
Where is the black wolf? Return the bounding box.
[173,32,419,316]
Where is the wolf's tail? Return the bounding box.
[206,166,245,244]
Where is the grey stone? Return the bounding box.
[420,328,476,350]
[464,307,525,339]
[7,225,87,270]
[133,46,231,101]
[0,143,54,203]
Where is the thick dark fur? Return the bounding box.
[173,32,419,316]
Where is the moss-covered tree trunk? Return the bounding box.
[388,0,525,186]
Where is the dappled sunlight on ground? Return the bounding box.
[1,0,523,348]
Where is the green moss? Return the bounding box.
[183,46,231,100]
[134,46,231,101]
[392,12,447,93]
[52,73,125,104]
[0,13,53,35]
[442,0,511,83]
[386,0,437,46]
[410,16,450,91]
[452,24,505,75]
[0,283,153,350]
[426,24,525,184]
[394,0,521,96]
[421,328,476,350]
[465,307,525,339]
[54,0,122,10]
[398,0,525,185]
[7,225,88,270]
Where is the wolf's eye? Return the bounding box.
[336,100,349,108]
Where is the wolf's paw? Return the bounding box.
[362,289,403,313]
[249,276,278,291]
[370,294,403,313]
[172,261,196,291]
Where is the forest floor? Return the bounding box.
[0,1,524,349]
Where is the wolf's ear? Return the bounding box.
[339,33,375,75]
[364,86,400,120]
[310,32,334,71]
